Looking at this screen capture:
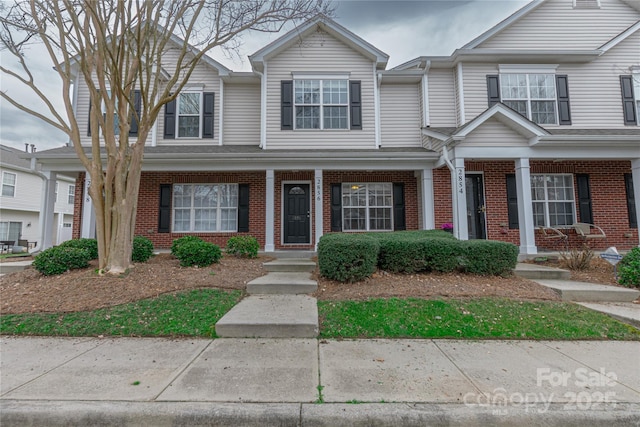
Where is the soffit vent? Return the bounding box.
[574,0,601,9]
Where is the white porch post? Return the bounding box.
[452,158,468,240]
[515,158,537,255]
[39,172,57,250]
[81,175,96,239]
[314,169,323,250]
[420,168,435,230]
[632,159,640,247]
[265,169,275,252]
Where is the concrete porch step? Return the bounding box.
[0,260,33,274]
[247,272,317,295]
[513,263,571,280]
[215,295,318,338]
[534,280,640,302]
[265,250,317,259]
[264,258,316,273]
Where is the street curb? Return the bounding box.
[2,401,639,426]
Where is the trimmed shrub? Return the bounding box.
[32,246,91,276]
[376,237,462,273]
[618,247,640,288]
[318,233,380,282]
[58,238,98,260]
[132,236,154,263]
[460,240,519,276]
[174,240,222,267]
[171,235,203,256]
[226,236,259,258]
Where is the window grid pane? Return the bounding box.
[172,184,238,232]
[342,183,393,231]
[501,73,557,124]
[177,93,201,137]
[294,79,348,129]
[530,174,575,227]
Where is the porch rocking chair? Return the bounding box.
[540,226,568,251]
[573,223,607,247]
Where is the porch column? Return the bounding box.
[39,171,56,250]
[314,169,323,250]
[265,169,275,252]
[420,168,435,230]
[81,175,96,239]
[452,158,468,240]
[515,158,537,255]
[632,159,640,247]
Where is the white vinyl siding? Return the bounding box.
[342,183,393,231]
[459,118,529,146]
[223,84,261,145]
[0,169,41,211]
[266,31,376,149]
[379,83,422,147]
[531,174,576,227]
[428,69,457,127]
[478,0,639,50]
[173,184,238,232]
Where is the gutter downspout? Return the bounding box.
[456,62,466,126]
[374,68,382,148]
[256,67,267,149]
[28,158,53,254]
[219,79,224,146]
[440,146,461,238]
[422,60,431,128]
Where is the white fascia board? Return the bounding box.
[422,128,451,141]
[599,20,640,52]
[453,145,640,160]
[292,72,351,80]
[462,0,546,49]
[498,64,559,74]
[454,104,549,139]
[535,135,640,144]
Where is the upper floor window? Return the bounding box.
[163,91,214,139]
[68,185,76,205]
[501,74,557,125]
[294,79,348,129]
[177,92,201,138]
[1,172,16,197]
[172,183,238,232]
[531,174,575,227]
[102,89,120,135]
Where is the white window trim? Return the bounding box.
[68,185,76,205]
[498,64,559,74]
[632,70,640,125]
[55,182,58,203]
[172,183,239,233]
[1,171,16,198]
[175,91,203,139]
[293,79,350,130]
[500,73,559,125]
[530,173,577,228]
[342,182,394,232]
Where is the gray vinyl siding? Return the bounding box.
[223,83,261,145]
[461,63,498,123]
[379,84,422,147]
[0,168,41,211]
[265,31,376,149]
[428,69,457,127]
[458,118,529,146]
[478,0,640,50]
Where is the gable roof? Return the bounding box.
[249,14,389,71]
[0,145,32,170]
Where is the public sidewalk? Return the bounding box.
[1,336,639,426]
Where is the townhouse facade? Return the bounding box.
[0,145,75,249]
[29,0,639,256]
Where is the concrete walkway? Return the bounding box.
[1,336,639,426]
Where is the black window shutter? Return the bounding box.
[576,174,593,224]
[555,75,571,125]
[238,184,250,232]
[620,75,637,125]
[487,75,501,107]
[625,173,637,228]
[330,184,342,231]
[129,90,141,136]
[349,80,362,130]
[506,174,519,229]
[281,81,293,130]
[393,183,406,231]
[202,92,215,138]
[158,184,172,233]
[164,98,176,139]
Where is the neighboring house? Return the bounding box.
[0,145,75,248]
[28,0,639,256]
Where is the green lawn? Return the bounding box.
[0,289,242,337]
[318,298,640,340]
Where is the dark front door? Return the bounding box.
[465,174,486,240]
[284,184,310,244]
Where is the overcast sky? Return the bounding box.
[0,0,528,152]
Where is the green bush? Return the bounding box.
[32,246,91,276]
[174,240,222,267]
[460,240,519,276]
[226,236,259,258]
[618,247,640,288]
[318,233,380,282]
[372,231,461,273]
[171,235,203,256]
[58,238,98,260]
[132,236,154,263]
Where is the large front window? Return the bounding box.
[2,172,16,197]
[173,184,238,232]
[342,183,392,231]
[295,79,348,129]
[177,92,202,137]
[531,174,575,227]
[501,74,557,124]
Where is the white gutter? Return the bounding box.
[421,60,431,127]
[374,67,382,148]
[456,62,465,125]
[218,79,224,146]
